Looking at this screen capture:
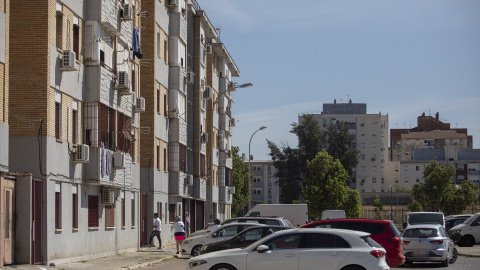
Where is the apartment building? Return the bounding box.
[308,100,396,193]
[9,0,140,265]
[390,112,479,189]
[0,0,10,267]
[247,160,280,207]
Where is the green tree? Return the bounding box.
[411,160,479,216]
[407,201,422,212]
[302,151,362,218]
[373,194,384,219]
[231,146,249,217]
[325,122,360,181]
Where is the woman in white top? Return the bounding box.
[171,216,185,254]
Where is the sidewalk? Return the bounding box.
[457,245,480,258]
[1,244,189,270]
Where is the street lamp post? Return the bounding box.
[390,185,393,220]
[248,126,266,210]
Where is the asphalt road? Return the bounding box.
[140,255,480,270]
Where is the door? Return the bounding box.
[140,193,147,246]
[32,179,42,264]
[299,233,350,270]
[2,177,15,264]
[246,233,302,270]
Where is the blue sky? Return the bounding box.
[199,0,480,160]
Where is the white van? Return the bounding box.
[245,204,308,227]
[406,212,445,228]
[321,210,346,220]
[449,212,480,247]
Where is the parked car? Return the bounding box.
[187,228,390,270]
[200,225,294,254]
[402,224,455,267]
[301,218,404,267]
[449,212,480,247]
[182,223,264,256]
[445,214,472,220]
[445,217,468,233]
[245,204,308,227]
[189,217,292,238]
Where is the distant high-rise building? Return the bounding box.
[245,160,280,207]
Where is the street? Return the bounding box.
[139,255,480,270]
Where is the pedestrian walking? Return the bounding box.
[171,216,186,254]
[185,212,190,237]
[148,213,162,249]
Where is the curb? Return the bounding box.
[122,255,175,270]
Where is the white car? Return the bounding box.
[187,228,390,270]
[183,223,264,256]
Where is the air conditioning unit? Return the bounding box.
[186,71,195,84]
[169,0,179,7]
[228,81,236,89]
[74,144,90,163]
[202,86,212,100]
[205,45,212,55]
[116,71,131,95]
[100,188,115,204]
[113,151,125,168]
[360,123,365,127]
[201,132,208,143]
[185,175,193,186]
[61,50,77,71]
[135,97,146,113]
[230,118,236,127]
[121,4,133,21]
[371,157,376,161]
[228,186,236,194]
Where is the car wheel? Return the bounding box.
[191,245,203,257]
[460,235,475,247]
[441,258,449,267]
[449,247,458,264]
[210,263,237,270]
[340,265,365,270]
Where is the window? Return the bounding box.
[131,192,135,227]
[169,204,176,222]
[73,24,79,60]
[416,166,420,171]
[306,233,350,248]
[55,182,61,229]
[217,225,241,237]
[361,154,365,160]
[55,102,61,140]
[164,146,167,172]
[405,178,409,183]
[72,107,78,144]
[157,202,162,222]
[372,178,377,183]
[262,233,302,250]
[372,166,377,171]
[361,131,365,136]
[268,189,272,195]
[404,166,409,171]
[156,26,160,58]
[72,184,78,229]
[179,144,187,172]
[164,34,168,62]
[157,85,161,114]
[381,178,384,183]
[416,178,420,183]
[56,11,63,48]
[395,178,399,183]
[164,92,168,116]
[88,195,99,227]
[372,142,376,148]
[121,197,125,227]
[372,132,377,137]
[360,166,365,172]
[361,143,365,148]
[105,205,114,228]
[157,140,161,170]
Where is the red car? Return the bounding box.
[302,218,405,267]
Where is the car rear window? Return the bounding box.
[403,228,439,238]
[265,220,280,225]
[361,236,382,248]
[282,219,292,226]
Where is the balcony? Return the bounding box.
[219,185,233,204]
[170,12,187,44]
[168,172,191,197]
[169,66,187,94]
[86,0,122,36]
[84,147,133,188]
[194,177,207,201]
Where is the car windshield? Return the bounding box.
[464,214,479,225]
[404,228,439,238]
[408,213,444,225]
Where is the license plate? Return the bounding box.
[415,251,427,257]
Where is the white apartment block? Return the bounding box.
[246,160,281,207]
[308,100,396,193]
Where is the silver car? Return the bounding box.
[402,224,455,267]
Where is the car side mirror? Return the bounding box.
[212,232,218,237]
[257,245,269,253]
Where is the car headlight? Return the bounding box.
[200,245,208,251]
[189,260,207,268]
[450,230,460,235]
[184,239,192,245]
